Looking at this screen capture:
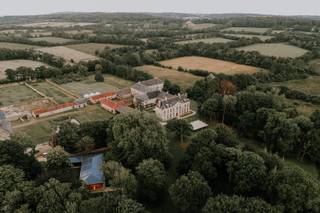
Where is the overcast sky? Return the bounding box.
[0,0,319,16]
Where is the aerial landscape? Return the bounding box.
[0,0,320,212]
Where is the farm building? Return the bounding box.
[0,106,32,121]
[100,99,123,114]
[131,78,164,97]
[70,154,105,191]
[190,120,208,131]
[32,102,76,118]
[155,93,191,121]
[74,98,88,108]
[116,87,132,99]
[89,92,117,104]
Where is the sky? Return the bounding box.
[0,0,319,16]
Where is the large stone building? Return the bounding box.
[155,93,191,121]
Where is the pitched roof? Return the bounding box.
[79,154,104,185]
[146,91,161,99]
[74,98,88,105]
[90,92,116,102]
[33,102,75,115]
[158,94,189,109]
[116,87,131,97]
[131,83,147,93]
[100,99,123,110]
[140,78,163,86]
[190,120,208,131]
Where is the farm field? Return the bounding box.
[21,22,96,28]
[310,58,320,74]
[30,82,74,104]
[29,36,75,44]
[0,84,41,106]
[65,43,125,55]
[221,27,271,34]
[37,46,98,63]
[160,56,260,75]
[237,43,308,58]
[0,60,48,79]
[185,22,216,30]
[13,105,113,145]
[269,76,320,96]
[175,37,233,44]
[0,42,40,50]
[224,33,274,41]
[60,74,133,96]
[136,65,202,90]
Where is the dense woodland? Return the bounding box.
[1,13,320,213]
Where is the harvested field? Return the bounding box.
[222,27,271,34]
[224,33,274,41]
[30,82,74,104]
[0,60,47,79]
[0,42,40,50]
[269,76,320,96]
[176,37,233,44]
[237,43,308,58]
[185,22,216,30]
[136,65,202,90]
[160,56,259,75]
[21,22,96,28]
[29,36,75,44]
[37,46,98,63]
[0,84,41,106]
[60,74,133,96]
[65,43,125,55]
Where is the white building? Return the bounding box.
[131,78,164,97]
[155,93,191,121]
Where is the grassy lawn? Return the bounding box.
[60,74,133,96]
[12,105,113,145]
[0,84,41,106]
[31,82,74,104]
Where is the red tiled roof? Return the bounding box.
[33,102,75,115]
[100,99,124,110]
[90,92,116,102]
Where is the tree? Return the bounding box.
[0,165,25,197]
[76,136,95,153]
[169,171,212,213]
[199,94,222,121]
[102,161,137,198]
[214,124,238,147]
[166,119,192,143]
[203,195,280,213]
[36,179,83,213]
[310,109,320,128]
[136,159,168,203]
[56,123,80,153]
[110,111,171,168]
[221,95,237,124]
[116,197,149,213]
[94,70,104,82]
[46,146,71,170]
[227,151,267,195]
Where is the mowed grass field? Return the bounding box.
[61,74,133,96]
[175,37,233,44]
[65,43,125,56]
[0,60,48,79]
[136,65,203,90]
[29,36,75,44]
[222,27,271,34]
[269,76,320,96]
[37,46,98,63]
[13,105,113,145]
[0,84,41,106]
[224,33,274,41]
[160,56,260,75]
[237,43,308,58]
[30,82,74,104]
[0,42,40,50]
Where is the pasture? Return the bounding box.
[175,37,233,44]
[136,65,203,90]
[221,27,271,34]
[0,84,41,106]
[65,43,125,55]
[60,74,133,96]
[160,56,260,75]
[37,46,98,63]
[30,82,74,104]
[0,60,47,79]
[0,42,40,50]
[224,33,274,41]
[237,43,308,58]
[21,22,96,28]
[29,37,75,44]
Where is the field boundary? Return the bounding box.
[24,82,58,105]
[45,79,79,99]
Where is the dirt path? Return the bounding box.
[45,79,79,99]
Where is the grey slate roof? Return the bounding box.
[117,87,131,97]
[74,98,88,105]
[131,83,148,93]
[140,78,163,86]
[146,91,161,99]
[158,94,189,109]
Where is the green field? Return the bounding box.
[237,43,308,58]
[0,84,40,106]
[175,37,233,44]
[65,43,125,55]
[29,36,75,44]
[13,105,113,145]
[222,27,271,34]
[224,33,274,41]
[30,82,74,104]
[60,74,133,96]
[0,42,40,50]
